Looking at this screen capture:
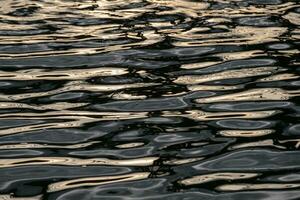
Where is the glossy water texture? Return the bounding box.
[0,0,300,199]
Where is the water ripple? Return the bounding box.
[0,0,299,199]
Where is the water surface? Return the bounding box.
[0,0,300,199]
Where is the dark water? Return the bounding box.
[0,0,300,199]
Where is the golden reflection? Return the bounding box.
[188,85,242,91]
[179,172,259,186]
[215,50,265,61]
[0,102,88,111]
[258,73,300,82]
[189,110,278,120]
[0,68,128,80]
[278,49,300,55]
[115,142,145,149]
[0,30,163,57]
[163,110,278,121]
[0,82,160,101]
[200,2,296,16]
[0,111,148,136]
[0,118,96,136]
[229,139,286,150]
[0,24,123,44]
[163,157,204,165]
[0,141,99,150]
[111,92,147,100]
[216,183,300,191]
[174,67,278,85]
[283,12,300,25]
[47,172,150,192]
[0,111,148,118]
[172,27,287,47]
[0,157,159,168]
[181,61,222,70]
[0,195,42,200]
[150,0,209,18]
[291,29,300,40]
[38,102,89,110]
[218,129,274,137]
[195,88,300,103]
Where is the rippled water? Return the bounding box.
[0,0,300,199]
